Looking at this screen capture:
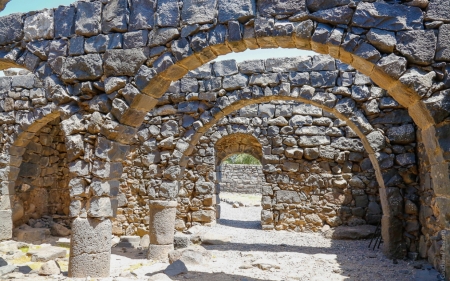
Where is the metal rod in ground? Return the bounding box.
[369,221,381,248]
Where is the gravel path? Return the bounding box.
[171,202,440,281]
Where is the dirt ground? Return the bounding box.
[0,192,442,281]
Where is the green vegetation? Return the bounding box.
[223,153,261,165]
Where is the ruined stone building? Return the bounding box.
[0,0,450,279]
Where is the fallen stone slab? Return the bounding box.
[38,260,61,276]
[174,233,191,249]
[140,234,150,248]
[324,225,377,240]
[27,246,67,262]
[169,245,211,266]
[164,260,188,277]
[14,227,50,242]
[56,238,70,248]
[252,259,281,270]
[0,264,17,276]
[201,232,232,245]
[116,236,141,248]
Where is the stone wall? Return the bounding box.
[12,117,70,227]
[118,56,421,254]
[217,164,264,194]
[0,0,450,277]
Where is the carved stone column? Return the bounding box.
[147,200,178,260]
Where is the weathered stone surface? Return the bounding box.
[436,24,450,62]
[366,29,396,54]
[24,10,54,41]
[309,6,353,25]
[376,54,407,79]
[54,5,75,38]
[426,0,450,22]
[386,124,415,144]
[156,0,180,27]
[258,0,305,17]
[129,0,155,30]
[102,0,128,33]
[61,54,103,82]
[29,246,66,262]
[75,1,102,36]
[218,0,255,23]
[352,2,423,31]
[181,0,218,25]
[104,49,146,76]
[306,0,350,12]
[0,13,23,45]
[396,30,436,66]
[38,260,61,276]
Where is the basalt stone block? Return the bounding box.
[108,33,123,49]
[289,72,310,86]
[310,71,338,87]
[366,28,396,53]
[222,73,248,90]
[75,1,102,37]
[386,124,415,144]
[69,36,84,56]
[309,6,353,25]
[276,190,301,204]
[331,137,364,152]
[181,0,218,25]
[24,10,54,41]
[27,40,50,60]
[208,24,227,45]
[311,23,332,45]
[85,34,109,53]
[426,0,450,22]
[54,6,75,38]
[396,30,436,66]
[306,0,350,12]
[129,0,155,31]
[258,0,306,17]
[11,74,34,88]
[0,13,23,45]
[376,152,394,169]
[148,27,179,47]
[123,30,149,49]
[352,2,423,31]
[156,0,180,27]
[102,0,128,33]
[104,49,146,76]
[249,73,279,86]
[395,153,416,166]
[238,59,265,74]
[423,90,450,124]
[436,24,450,62]
[298,135,330,147]
[213,60,238,76]
[376,53,407,79]
[61,54,103,82]
[218,0,255,23]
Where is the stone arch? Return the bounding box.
[135,51,426,260]
[215,133,263,166]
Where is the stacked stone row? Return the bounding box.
[217,164,265,194]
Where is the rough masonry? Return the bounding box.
[0,0,448,279]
